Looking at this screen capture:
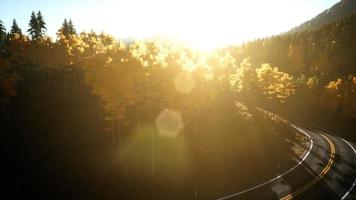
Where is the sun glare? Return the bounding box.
[76,0,317,50]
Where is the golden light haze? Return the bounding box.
[74,0,335,49]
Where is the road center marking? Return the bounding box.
[217,124,313,200]
[280,133,335,200]
[341,138,356,200]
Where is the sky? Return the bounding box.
[0,0,339,49]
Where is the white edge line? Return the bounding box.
[341,138,356,200]
[217,124,313,200]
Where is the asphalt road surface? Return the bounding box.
[217,123,356,200]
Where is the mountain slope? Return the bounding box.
[291,0,356,32]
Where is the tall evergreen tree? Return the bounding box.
[27,11,38,40]
[10,19,22,38]
[59,18,69,37]
[27,11,47,40]
[68,19,77,35]
[0,20,6,42]
[0,20,5,32]
[58,18,77,38]
[36,11,47,37]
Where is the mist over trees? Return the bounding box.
[0,10,354,142]
[0,10,300,199]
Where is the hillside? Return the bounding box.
[236,14,356,79]
[229,13,356,141]
[291,0,356,32]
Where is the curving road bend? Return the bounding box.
[217,123,356,200]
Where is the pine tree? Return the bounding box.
[68,19,77,35]
[36,11,47,38]
[27,11,47,40]
[59,19,69,37]
[58,18,77,38]
[27,11,38,40]
[10,19,22,38]
[0,20,6,42]
[0,20,5,32]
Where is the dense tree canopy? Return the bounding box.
[228,14,356,119]
[1,9,356,200]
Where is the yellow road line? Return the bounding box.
[280,134,335,200]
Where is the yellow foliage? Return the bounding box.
[306,76,319,89]
[3,30,311,120]
[231,58,254,92]
[325,78,342,90]
[256,63,295,102]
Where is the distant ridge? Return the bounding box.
[290,0,356,32]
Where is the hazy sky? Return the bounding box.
[0,0,339,49]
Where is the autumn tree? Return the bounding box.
[320,78,342,113]
[293,74,320,106]
[320,77,356,117]
[232,58,257,93]
[210,52,237,90]
[256,63,295,103]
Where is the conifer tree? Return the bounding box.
[58,18,77,38]
[68,19,77,35]
[36,11,46,38]
[27,11,38,40]
[59,18,69,37]
[10,19,22,38]
[0,20,6,42]
[27,11,47,40]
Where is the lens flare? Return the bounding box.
[174,72,195,94]
[155,109,184,138]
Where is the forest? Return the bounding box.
[0,9,355,200]
[230,14,356,140]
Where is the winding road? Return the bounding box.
[217,122,356,200]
